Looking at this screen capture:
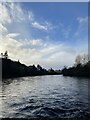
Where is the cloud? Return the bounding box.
[32,22,48,31]
[28,11,34,21]
[0,23,8,33]
[75,17,88,37]
[0,2,83,69]
[0,35,42,65]
[0,34,77,69]
[77,17,88,23]
[1,2,34,24]
[30,39,43,46]
[0,3,11,24]
[6,33,20,38]
[39,44,77,68]
[19,39,44,48]
[31,20,53,31]
[4,2,25,22]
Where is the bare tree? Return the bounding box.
[75,55,82,65]
[81,54,88,65]
[75,54,88,66]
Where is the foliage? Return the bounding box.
[62,54,90,77]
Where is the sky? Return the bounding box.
[0,2,88,69]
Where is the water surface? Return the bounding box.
[1,75,90,119]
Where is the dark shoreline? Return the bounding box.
[1,58,90,79]
[1,58,61,79]
[61,63,90,78]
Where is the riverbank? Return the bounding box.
[1,58,90,79]
[1,58,61,79]
[61,62,90,77]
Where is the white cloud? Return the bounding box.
[0,34,77,69]
[1,2,34,24]
[32,22,48,31]
[6,33,20,38]
[39,44,77,68]
[0,35,42,65]
[31,20,53,31]
[75,17,88,37]
[77,17,88,23]
[30,39,43,46]
[4,2,25,22]
[18,39,44,48]
[0,23,8,33]
[0,3,11,24]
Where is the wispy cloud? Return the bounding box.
[0,23,8,33]
[6,33,20,38]
[19,39,44,47]
[0,3,11,24]
[31,20,53,31]
[32,22,48,31]
[75,17,88,37]
[77,17,88,23]
[28,11,34,21]
[29,39,43,46]
[4,2,25,22]
[0,2,34,24]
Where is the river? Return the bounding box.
[1,75,90,119]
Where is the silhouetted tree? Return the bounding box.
[18,59,20,63]
[75,54,88,66]
[81,54,88,65]
[4,51,8,59]
[75,55,82,65]
[62,54,90,77]
[37,64,42,71]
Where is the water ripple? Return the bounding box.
[1,75,90,119]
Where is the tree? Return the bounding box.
[48,68,55,73]
[18,59,20,63]
[4,51,8,59]
[37,64,42,71]
[75,55,82,65]
[81,54,88,65]
[75,54,89,66]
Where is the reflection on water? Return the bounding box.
[1,75,90,119]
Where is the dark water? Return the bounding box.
[1,75,90,119]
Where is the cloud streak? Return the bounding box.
[31,21,53,31]
[32,22,48,31]
[75,17,88,37]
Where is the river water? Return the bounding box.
[1,75,90,119]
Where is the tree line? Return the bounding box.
[62,54,90,77]
[1,51,61,79]
[1,51,8,59]
[1,51,90,78]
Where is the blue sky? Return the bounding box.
[0,2,88,69]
